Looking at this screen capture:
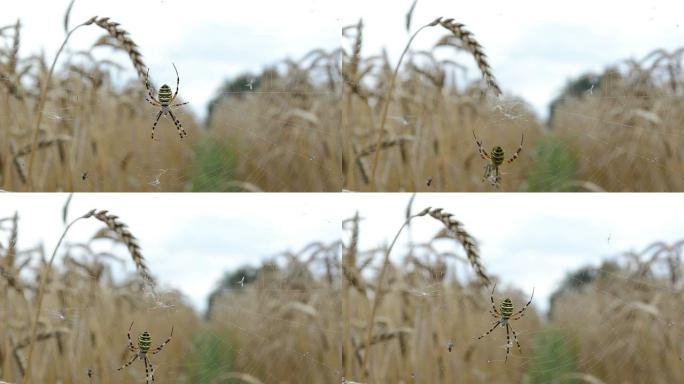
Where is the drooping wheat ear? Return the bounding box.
[437,18,501,96]
[92,17,148,83]
[428,208,490,285]
[356,327,413,351]
[356,136,415,158]
[93,210,156,286]
[14,136,71,158]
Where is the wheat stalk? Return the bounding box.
[368,17,501,186]
[24,16,97,191]
[22,209,95,384]
[368,17,441,186]
[25,15,150,191]
[361,206,431,380]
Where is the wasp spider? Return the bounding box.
[118,321,173,383]
[476,284,534,362]
[472,130,524,188]
[145,64,189,140]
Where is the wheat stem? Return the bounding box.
[361,206,431,380]
[22,209,95,384]
[24,17,95,191]
[368,18,441,189]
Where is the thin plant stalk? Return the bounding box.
[24,18,95,191]
[22,209,95,384]
[360,207,430,380]
[368,18,441,189]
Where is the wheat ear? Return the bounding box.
[437,18,501,96]
[428,208,490,284]
[93,210,155,286]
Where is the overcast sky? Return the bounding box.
[342,193,684,313]
[0,193,341,312]
[343,0,684,118]
[2,0,339,120]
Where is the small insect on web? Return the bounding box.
[145,63,190,140]
[475,284,534,363]
[472,130,524,188]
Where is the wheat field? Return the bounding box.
[341,200,684,383]
[0,4,339,192]
[0,199,341,384]
[342,14,684,192]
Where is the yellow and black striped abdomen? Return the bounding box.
[158,84,173,106]
[500,298,514,320]
[138,331,152,353]
[491,146,505,166]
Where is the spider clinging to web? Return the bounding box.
[118,321,173,384]
[472,130,524,188]
[145,63,189,140]
[476,284,534,363]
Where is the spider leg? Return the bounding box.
[472,130,491,160]
[151,110,163,140]
[482,164,491,182]
[172,101,189,107]
[144,68,157,103]
[489,283,499,316]
[117,354,138,370]
[509,323,522,354]
[167,110,187,139]
[146,97,161,107]
[151,325,173,355]
[494,166,501,188]
[505,323,511,363]
[171,63,180,104]
[144,356,153,384]
[511,287,535,320]
[476,320,500,340]
[506,133,524,164]
[126,321,135,351]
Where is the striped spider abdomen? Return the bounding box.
[138,331,152,353]
[500,298,514,320]
[491,146,505,166]
[157,84,173,107]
